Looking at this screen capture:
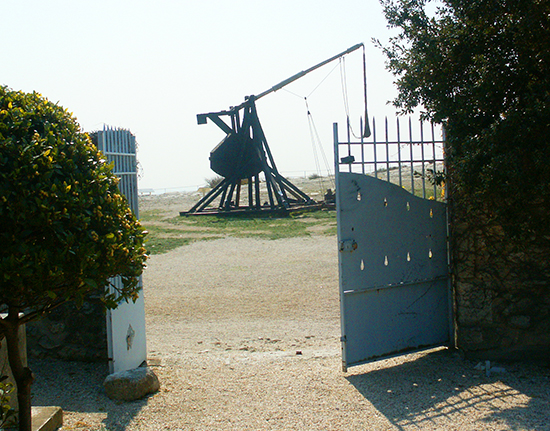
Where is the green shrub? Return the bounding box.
[0,85,147,431]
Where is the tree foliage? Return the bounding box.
[0,85,147,430]
[379,0,550,239]
[0,86,147,316]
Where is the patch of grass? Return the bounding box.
[292,209,335,220]
[174,215,303,237]
[143,224,219,255]
[324,225,338,236]
[145,236,200,255]
[139,209,169,222]
[141,210,336,255]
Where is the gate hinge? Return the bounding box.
[339,239,358,253]
[340,335,347,342]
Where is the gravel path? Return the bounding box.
[30,236,550,430]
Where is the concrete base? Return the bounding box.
[32,406,63,431]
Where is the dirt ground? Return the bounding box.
[29,189,550,431]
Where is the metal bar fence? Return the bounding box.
[96,125,139,218]
[334,117,446,202]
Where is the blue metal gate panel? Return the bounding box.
[334,119,451,371]
[337,173,450,370]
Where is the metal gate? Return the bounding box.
[334,118,452,371]
[95,126,147,374]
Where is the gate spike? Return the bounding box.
[362,45,371,138]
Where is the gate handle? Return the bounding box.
[339,239,358,252]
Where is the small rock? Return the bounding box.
[474,362,484,371]
[473,361,506,377]
[104,366,160,401]
[38,334,64,350]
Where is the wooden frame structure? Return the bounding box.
[182,96,317,215]
[181,43,367,216]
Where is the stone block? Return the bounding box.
[510,315,531,329]
[457,326,484,346]
[31,406,63,431]
[104,366,160,401]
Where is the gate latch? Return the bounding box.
[339,239,358,253]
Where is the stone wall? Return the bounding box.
[26,297,108,365]
[451,207,550,361]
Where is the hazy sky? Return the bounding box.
[2,0,402,191]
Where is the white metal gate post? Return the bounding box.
[96,125,147,374]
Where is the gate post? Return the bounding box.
[95,126,147,374]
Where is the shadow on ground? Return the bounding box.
[29,358,150,430]
[346,348,550,430]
